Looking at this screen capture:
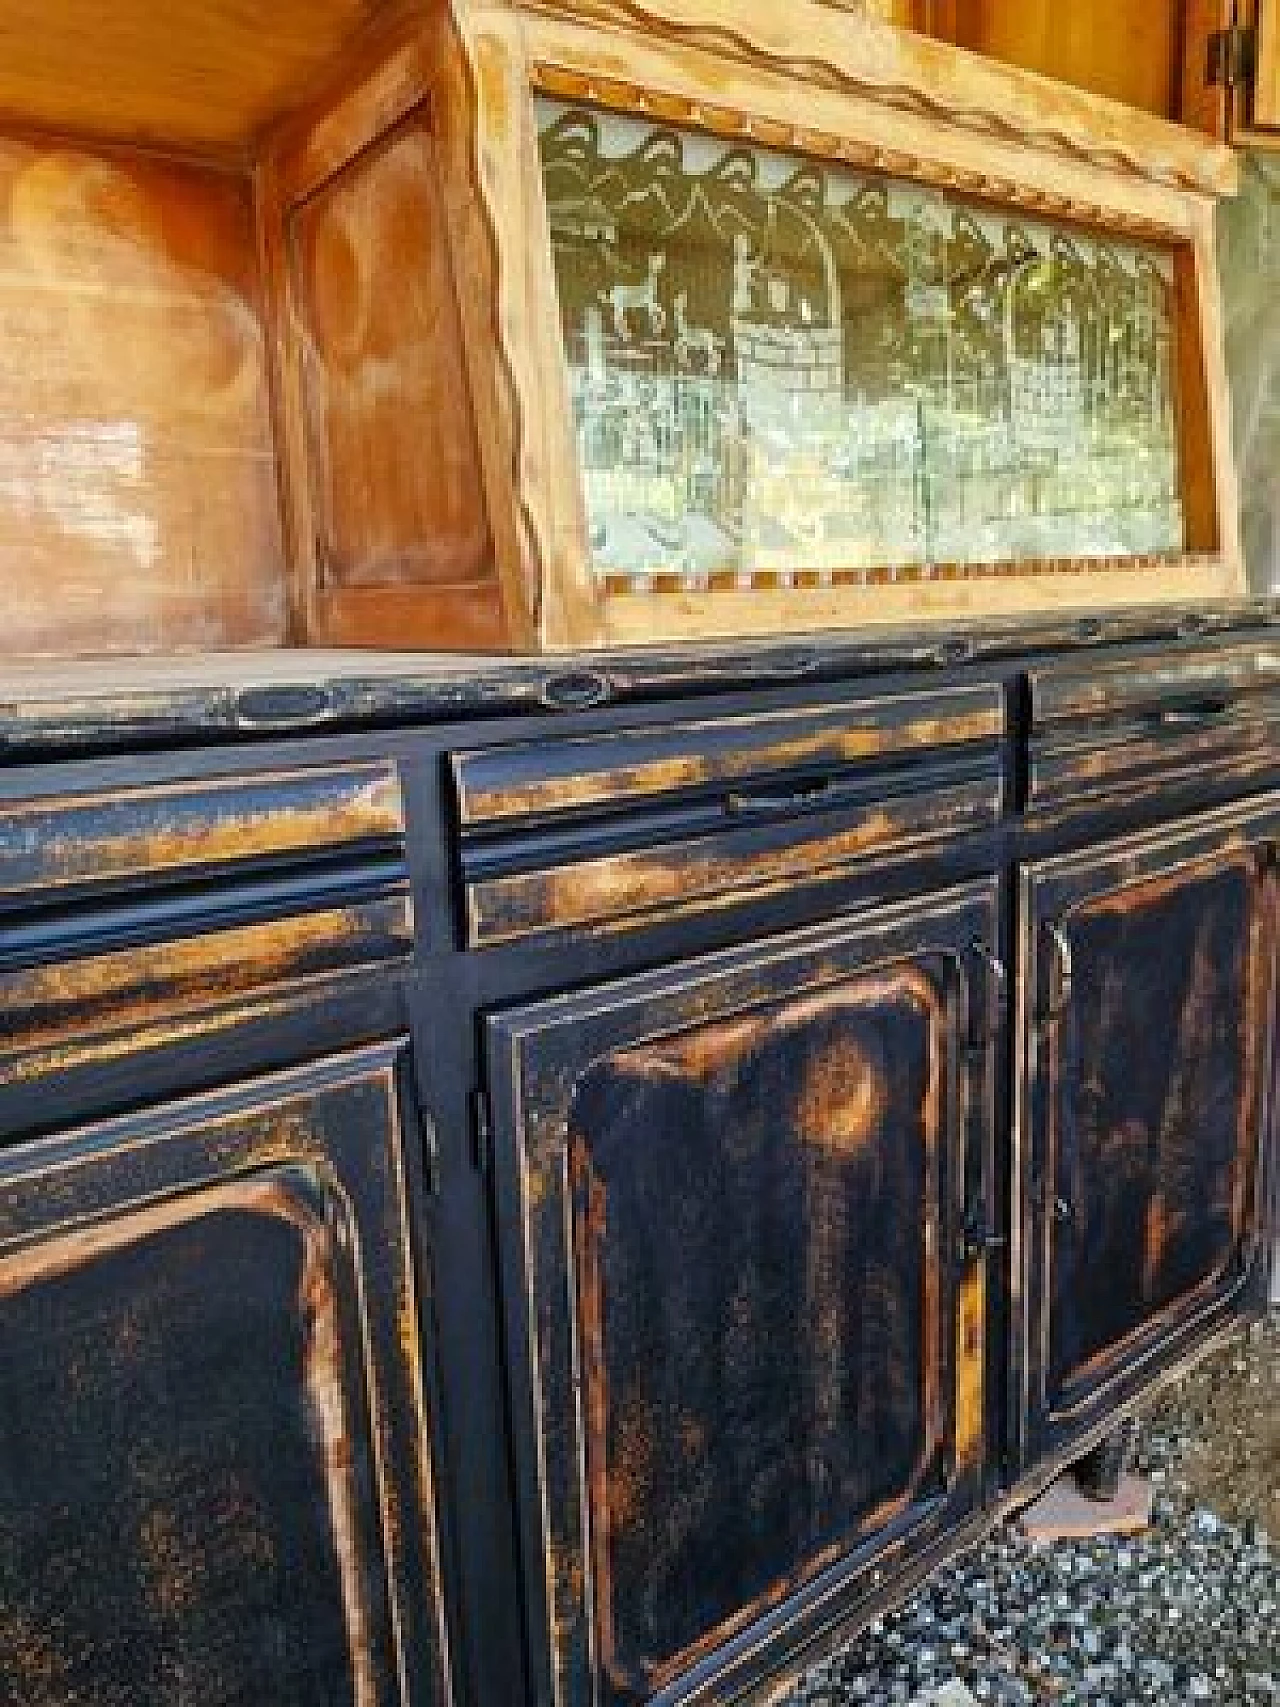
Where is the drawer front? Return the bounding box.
[0,762,414,1081]
[453,687,1003,829]
[452,687,1004,945]
[0,762,405,902]
[1027,642,1280,811]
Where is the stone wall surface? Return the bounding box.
[1220,154,1280,596]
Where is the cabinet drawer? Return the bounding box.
[0,763,414,1080]
[0,762,405,904]
[1027,642,1280,811]
[451,686,1004,945]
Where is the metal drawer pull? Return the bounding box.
[1148,697,1231,728]
[1043,921,1074,1028]
[725,780,836,816]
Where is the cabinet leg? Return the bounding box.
[1071,1418,1137,1503]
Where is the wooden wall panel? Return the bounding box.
[0,0,391,153]
[280,103,504,647]
[0,140,287,658]
[938,1,1181,120]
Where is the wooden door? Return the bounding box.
[1017,798,1279,1469]
[0,1043,451,1706]
[485,883,1002,1705]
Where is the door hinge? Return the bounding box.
[1207,23,1256,90]
[470,1088,493,1175]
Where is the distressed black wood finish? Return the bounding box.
[452,686,1003,945]
[0,618,1276,1707]
[0,602,1274,757]
[1027,640,1280,818]
[1017,795,1280,1470]
[485,885,1000,1705]
[0,1045,451,1706]
[451,685,1003,827]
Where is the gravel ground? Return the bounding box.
[788,1313,1278,1706]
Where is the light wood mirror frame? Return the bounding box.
[446,0,1247,649]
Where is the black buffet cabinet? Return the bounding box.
[0,611,1276,1707]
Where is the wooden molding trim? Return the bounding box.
[450,0,1247,647]
[531,63,1189,245]
[506,0,1239,197]
[434,5,561,645]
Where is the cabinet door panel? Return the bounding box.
[0,1044,451,1707]
[1018,798,1279,1465]
[486,883,1000,1705]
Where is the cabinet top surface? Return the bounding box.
[1,602,1277,754]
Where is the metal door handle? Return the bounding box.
[1043,921,1074,1029]
[969,940,1008,1047]
[1148,698,1231,729]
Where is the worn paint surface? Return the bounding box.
[451,687,1002,827]
[0,892,414,1077]
[488,887,996,1706]
[0,1046,451,1707]
[0,763,405,899]
[1046,859,1259,1397]
[1029,706,1280,812]
[466,778,999,945]
[1020,794,1280,1466]
[569,973,942,1698]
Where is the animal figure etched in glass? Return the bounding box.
[537,100,1185,590]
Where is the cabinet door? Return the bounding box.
[0,1044,451,1707]
[1183,0,1280,146]
[485,883,1002,1706]
[1017,798,1279,1469]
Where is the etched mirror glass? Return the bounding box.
[536,100,1186,588]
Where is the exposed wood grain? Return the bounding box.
[453,0,1244,648]
[308,582,510,649]
[451,684,1002,825]
[0,138,287,658]
[946,2,1180,120]
[428,6,544,648]
[463,776,1000,943]
[287,113,495,602]
[0,0,395,153]
[0,763,405,899]
[449,12,602,647]
[1254,0,1280,129]
[597,563,1245,646]
[494,0,1238,193]
[1180,0,1234,141]
[258,21,510,651]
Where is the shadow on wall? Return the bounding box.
[1219,154,1280,596]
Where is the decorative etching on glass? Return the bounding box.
[536,101,1187,588]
